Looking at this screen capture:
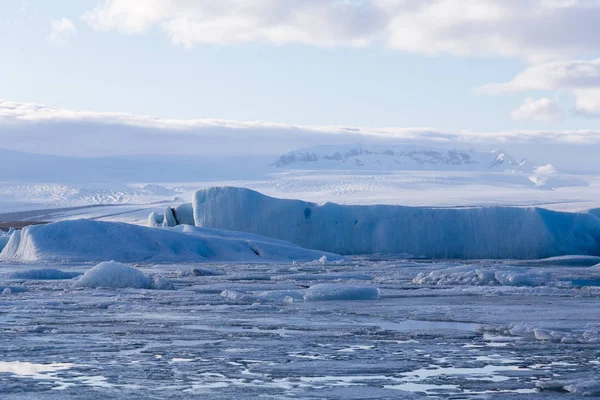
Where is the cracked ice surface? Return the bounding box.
[1,259,599,399]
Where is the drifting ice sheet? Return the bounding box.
[193,187,600,259]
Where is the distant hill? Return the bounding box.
[272,145,531,172]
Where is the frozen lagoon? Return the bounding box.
[1,259,599,399]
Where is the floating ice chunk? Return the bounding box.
[73,261,173,290]
[537,379,600,396]
[73,261,152,289]
[412,265,551,287]
[152,276,175,290]
[494,270,551,286]
[0,286,27,294]
[0,230,10,252]
[7,269,80,280]
[147,211,164,228]
[148,203,195,228]
[533,329,555,341]
[163,207,178,227]
[220,289,303,303]
[520,255,600,266]
[271,273,373,281]
[303,284,380,302]
[191,267,224,276]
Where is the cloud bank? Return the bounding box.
[2,100,600,161]
[82,0,600,61]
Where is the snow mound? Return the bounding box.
[6,269,80,280]
[303,284,380,301]
[412,265,551,286]
[73,261,173,290]
[0,219,342,263]
[193,187,600,259]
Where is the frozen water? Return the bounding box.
[193,187,600,259]
[2,259,600,398]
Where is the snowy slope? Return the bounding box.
[193,187,600,259]
[0,219,339,263]
[272,145,530,172]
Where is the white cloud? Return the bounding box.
[81,0,600,60]
[478,59,600,94]
[82,0,386,48]
[48,17,77,43]
[511,97,564,123]
[478,59,600,117]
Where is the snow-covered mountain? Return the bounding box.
[272,145,530,172]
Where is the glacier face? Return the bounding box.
[193,187,600,259]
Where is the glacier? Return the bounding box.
[192,187,600,259]
[0,219,340,263]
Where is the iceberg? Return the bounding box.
[0,219,341,263]
[192,187,600,259]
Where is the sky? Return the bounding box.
[1,0,600,157]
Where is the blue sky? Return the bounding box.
[2,0,599,133]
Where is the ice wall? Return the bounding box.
[193,187,600,259]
